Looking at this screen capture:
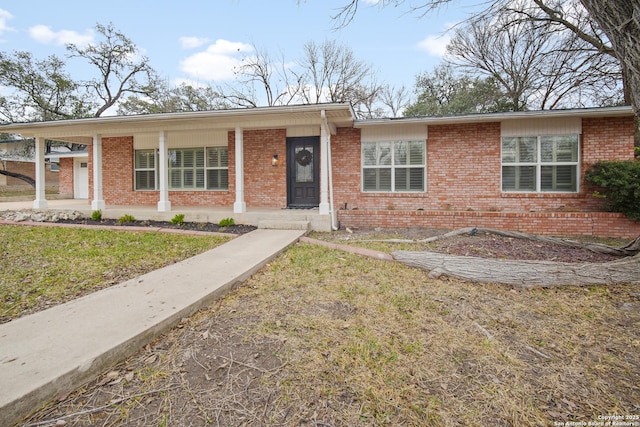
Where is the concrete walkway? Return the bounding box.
[0,229,306,426]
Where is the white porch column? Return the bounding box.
[233,127,246,213]
[91,134,105,211]
[32,136,47,209]
[319,111,331,215]
[157,131,171,212]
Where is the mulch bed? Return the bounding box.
[54,218,257,235]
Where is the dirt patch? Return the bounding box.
[320,227,625,263]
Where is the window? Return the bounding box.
[169,148,205,189]
[362,140,425,192]
[206,147,229,190]
[134,149,157,190]
[501,135,579,192]
[135,147,228,191]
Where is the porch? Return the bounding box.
[0,199,333,232]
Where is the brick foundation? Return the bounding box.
[337,209,640,239]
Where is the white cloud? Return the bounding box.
[180,39,253,82]
[0,9,14,36]
[179,36,210,49]
[29,24,93,46]
[417,33,451,57]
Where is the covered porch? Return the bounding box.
[0,104,357,232]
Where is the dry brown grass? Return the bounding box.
[20,240,640,427]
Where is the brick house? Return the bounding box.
[1,103,638,237]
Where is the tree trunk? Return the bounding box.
[580,0,640,114]
[0,169,35,187]
[392,250,640,289]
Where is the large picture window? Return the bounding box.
[362,140,425,192]
[134,147,229,191]
[502,135,579,192]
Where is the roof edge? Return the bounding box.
[0,102,356,131]
[355,106,635,127]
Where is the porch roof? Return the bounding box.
[0,103,357,145]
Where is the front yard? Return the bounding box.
[13,227,639,427]
[0,225,230,323]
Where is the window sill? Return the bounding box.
[501,192,582,198]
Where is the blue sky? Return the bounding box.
[0,0,482,101]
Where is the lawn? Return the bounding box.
[0,225,231,323]
[20,237,640,427]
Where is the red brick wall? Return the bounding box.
[58,158,74,196]
[337,209,640,238]
[332,116,636,214]
[237,128,288,208]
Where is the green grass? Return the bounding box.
[0,225,230,322]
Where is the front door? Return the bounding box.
[287,136,320,208]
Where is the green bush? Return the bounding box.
[218,217,235,227]
[91,210,102,221]
[117,214,136,224]
[170,213,185,225]
[584,160,640,219]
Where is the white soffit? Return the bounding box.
[501,117,582,137]
[134,130,228,149]
[361,124,428,142]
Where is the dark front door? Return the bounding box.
[287,136,320,208]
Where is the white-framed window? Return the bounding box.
[135,147,228,191]
[362,140,426,192]
[134,149,157,190]
[501,135,579,192]
[206,146,229,190]
[169,148,205,189]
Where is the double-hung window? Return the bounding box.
[206,147,229,190]
[362,140,426,192]
[502,135,579,192]
[134,149,157,190]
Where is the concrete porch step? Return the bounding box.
[258,219,310,231]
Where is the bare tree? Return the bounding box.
[298,40,381,112]
[67,23,157,117]
[379,84,411,117]
[329,0,638,114]
[447,7,622,110]
[225,40,382,116]
[229,45,305,107]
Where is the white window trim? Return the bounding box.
[134,146,229,192]
[361,140,427,193]
[501,135,580,193]
[134,149,158,191]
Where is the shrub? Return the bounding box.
[91,210,102,221]
[170,213,185,225]
[117,214,136,224]
[218,217,235,227]
[584,160,640,219]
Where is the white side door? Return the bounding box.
[74,158,89,199]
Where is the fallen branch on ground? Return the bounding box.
[392,250,640,289]
[366,227,639,256]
